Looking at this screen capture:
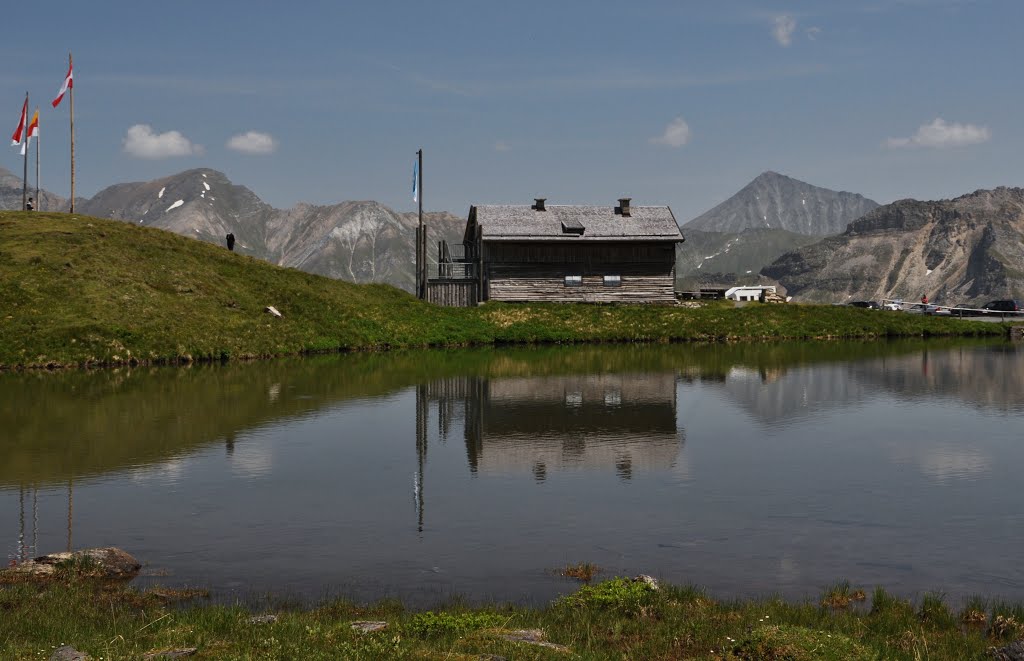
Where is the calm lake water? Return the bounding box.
[2,340,1023,606]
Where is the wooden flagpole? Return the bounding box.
[69,52,75,213]
[22,92,29,211]
[35,107,40,211]
[418,149,424,299]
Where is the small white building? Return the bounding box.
[724,285,777,302]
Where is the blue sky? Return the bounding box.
[2,0,1022,221]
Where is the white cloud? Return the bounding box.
[805,26,822,40]
[650,117,691,148]
[772,15,797,46]
[886,118,991,149]
[494,140,511,152]
[123,124,202,159]
[227,130,278,155]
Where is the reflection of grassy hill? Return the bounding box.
[1,338,1005,487]
[0,212,1003,369]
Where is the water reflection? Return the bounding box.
[416,373,683,481]
[2,339,1022,603]
[715,343,1024,425]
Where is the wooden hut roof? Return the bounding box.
[469,204,685,242]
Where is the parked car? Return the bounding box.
[883,300,903,311]
[848,301,880,309]
[982,299,1022,314]
[950,304,980,317]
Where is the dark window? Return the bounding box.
[564,275,582,287]
[603,275,621,287]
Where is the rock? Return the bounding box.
[142,649,197,659]
[350,621,388,633]
[3,548,140,580]
[49,646,89,661]
[991,640,1024,661]
[249,614,278,625]
[265,305,282,318]
[760,290,787,304]
[633,574,660,590]
[497,629,570,652]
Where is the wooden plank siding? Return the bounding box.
[483,242,677,304]
[427,280,479,307]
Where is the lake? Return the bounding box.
[2,340,1022,607]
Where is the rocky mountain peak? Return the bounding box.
[685,171,880,236]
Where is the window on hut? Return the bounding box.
[603,275,622,287]
[564,275,582,287]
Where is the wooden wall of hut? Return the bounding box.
[427,280,479,307]
[483,241,677,303]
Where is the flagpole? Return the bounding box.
[22,92,29,211]
[35,107,40,211]
[69,52,75,213]
[417,148,424,299]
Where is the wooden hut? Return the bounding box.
[428,198,685,305]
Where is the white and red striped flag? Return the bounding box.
[10,97,27,146]
[52,60,73,108]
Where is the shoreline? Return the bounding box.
[2,567,1021,660]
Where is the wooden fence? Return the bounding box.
[427,280,479,307]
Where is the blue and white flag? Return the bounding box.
[412,159,419,203]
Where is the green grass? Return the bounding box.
[2,576,1022,659]
[0,211,1009,369]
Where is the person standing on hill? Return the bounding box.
[26,197,34,211]
[921,294,928,305]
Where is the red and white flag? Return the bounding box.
[52,60,73,108]
[10,97,27,146]
[21,109,39,156]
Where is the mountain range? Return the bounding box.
[0,167,463,292]
[676,171,880,287]
[762,187,1024,305]
[3,166,1021,304]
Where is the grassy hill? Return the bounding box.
[0,212,1006,369]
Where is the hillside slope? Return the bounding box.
[1,212,997,368]
[675,227,820,286]
[0,166,68,212]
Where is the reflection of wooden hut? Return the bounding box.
[419,373,683,479]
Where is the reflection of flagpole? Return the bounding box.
[415,384,428,532]
[18,486,25,562]
[31,486,38,558]
[67,478,74,552]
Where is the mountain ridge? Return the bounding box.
[762,186,1024,304]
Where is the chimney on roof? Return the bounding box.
[532,198,546,211]
[615,198,631,217]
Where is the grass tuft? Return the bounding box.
[558,562,601,582]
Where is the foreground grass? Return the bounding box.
[2,576,1022,659]
[0,211,1008,369]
